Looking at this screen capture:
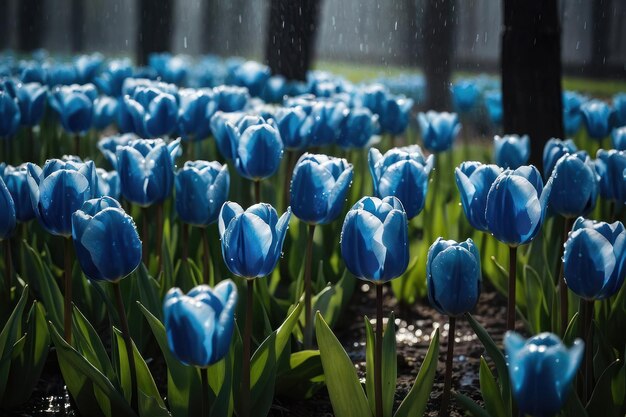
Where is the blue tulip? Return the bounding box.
[20,62,47,84]
[15,82,47,127]
[93,96,119,130]
[612,126,626,151]
[484,90,502,126]
[494,134,530,169]
[0,176,16,239]
[149,53,189,85]
[595,149,626,203]
[543,138,578,180]
[418,111,461,153]
[222,116,284,180]
[274,107,309,150]
[485,165,551,246]
[0,90,20,137]
[213,85,249,112]
[72,196,142,282]
[299,101,349,147]
[96,168,121,201]
[455,161,503,232]
[116,138,180,207]
[46,63,79,87]
[581,99,612,140]
[177,88,218,141]
[613,93,626,128]
[1,164,36,222]
[94,59,134,97]
[562,91,586,136]
[369,146,434,219]
[452,80,479,113]
[229,61,271,97]
[164,280,238,367]
[74,53,104,84]
[261,75,288,103]
[124,86,179,137]
[504,332,583,417]
[427,238,481,316]
[340,196,409,282]
[337,107,378,149]
[290,154,353,225]
[360,85,413,135]
[549,153,598,218]
[176,161,230,227]
[219,202,291,278]
[26,160,97,237]
[209,111,246,159]
[97,133,137,170]
[563,217,626,300]
[48,84,96,134]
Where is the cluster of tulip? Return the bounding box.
[0,50,625,417]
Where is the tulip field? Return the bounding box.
[0,51,626,417]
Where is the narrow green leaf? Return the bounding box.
[453,392,493,417]
[316,312,372,417]
[586,360,622,417]
[479,357,507,417]
[394,328,439,417]
[0,285,29,403]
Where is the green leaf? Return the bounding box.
[112,328,169,417]
[136,265,162,321]
[24,243,64,331]
[364,314,396,417]
[316,312,372,417]
[275,350,324,399]
[479,357,507,417]
[465,313,511,411]
[3,301,51,407]
[72,305,116,382]
[394,328,439,417]
[138,302,202,417]
[587,360,622,417]
[48,321,135,417]
[0,285,29,403]
[312,270,355,329]
[453,392,493,417]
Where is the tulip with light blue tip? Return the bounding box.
[493,134,530,169]
[504,332,584,417]
[417,111,461,153]
[14,82,47,127]
[595,149,626,205]
[612,126,626,150]
[455,161,502,232]
[0,90,20,138]
[542,138,577,179]
[549,152,598,219]
[1,164,36,223]
[581,99,612,141]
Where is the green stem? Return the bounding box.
[283,150,296,212]
[583,300,594,403]
[375,283,384,417]
[440,316,456,417]
[156,203,164,271]
[113,282,138,414]
[507,246,517,331]
[4,240,12,295]
[559,217,573,335]
[241,278,254,417]
[201,366,210,417]
[253,180,261,204]
[142,207,149,265]
[74,134,80,157]
[202,227,211,286]
[181,223,189,261]
[64,237,73,344]
[303,224,316,348]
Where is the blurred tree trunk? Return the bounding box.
[405,0,421,67]
[502,0,563,172]
[0,2,8,51]
[137,0,174,66]
[201,0,219,54]
[71,0,85,52]
[590,0,611,77]
[265,0,322,81]
[423,0,455,111]
[18,0,44,52]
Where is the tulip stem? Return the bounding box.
[4,240,12,296]
[253,180,261,204]
[375,283,384,417]
[241,278,254,417]
[507,245,517,331]
[64,237,73,344]
[113,281,138,414]
[304,224,316,348]
[142,207,149,265]
[201,367,210,417]
[440,316,456,417]
[181,223,189,261]
[283,150,296,212]
[559,217,573,335]
[156,203,164,271]
[74,134,80,157]
[202,228,212,286]
[583,300,595,403]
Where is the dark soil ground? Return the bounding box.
[4,282,509,417]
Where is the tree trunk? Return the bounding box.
[265,0,322,81]
[71,0,85,52]
[590,0,611,77]
[423,0,455,111]
[502,0,563,172]
[137,0,174,66]
[18,0,44,52]
[405,0,421,68]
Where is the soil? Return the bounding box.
[4,282,510,417]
